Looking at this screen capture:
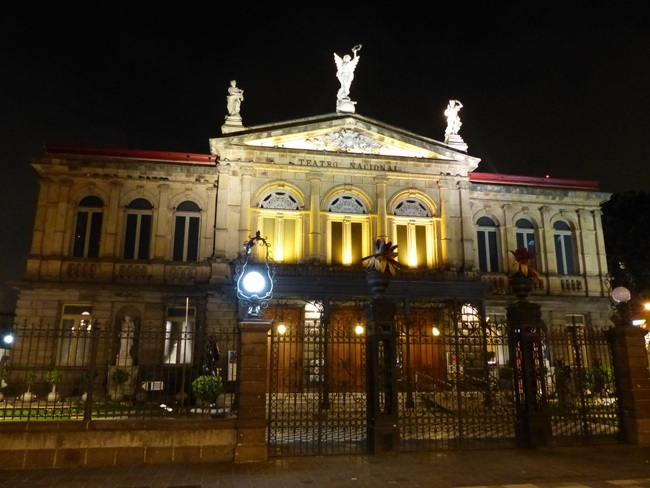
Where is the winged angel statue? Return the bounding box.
[334,44,362,102]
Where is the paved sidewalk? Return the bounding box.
[2,445,650,488]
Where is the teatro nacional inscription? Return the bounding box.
[292,158,398,172]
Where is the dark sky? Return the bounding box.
[1,2,649,311]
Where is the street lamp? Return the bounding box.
[610,286,632,328]
[235,231,276,319]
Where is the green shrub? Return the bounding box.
[191,374,224,402]
[110,368,131,385]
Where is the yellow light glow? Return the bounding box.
[431,326,441,336]
[355,324,365,335]
[277,323,287,335]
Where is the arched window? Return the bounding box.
[73,196,103,258]
[477,216,499,272]
[173,201,201,262]
[393,198,433,268]
[553,220,576,275]
[257,190,302,263]
[124,198,153,260]
[259,191,300,210]
[515,218,538,269]
[328,195,368,266]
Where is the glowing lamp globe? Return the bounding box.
[611,286,631,303]
[242,271,265,294]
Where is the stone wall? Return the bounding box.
[0,419,237,469]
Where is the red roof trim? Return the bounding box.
[43,144,217,164]
[469,172,599,190]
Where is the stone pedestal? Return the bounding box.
[222,115,244,134]
[234,319,273,463]
[336,98,356,114]
[606,325,650,445]
[444,134,468,152]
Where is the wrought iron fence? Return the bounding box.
[0,322,238,421]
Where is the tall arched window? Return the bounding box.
[257,190,302,263]
[73,196,103,258]
[124,198,153,260]
[328,195,368,266]
[477,216,499,272]
[553,220,576,275]
[393,198,433,268]
[515,218,538,269]
[173,201,201,262]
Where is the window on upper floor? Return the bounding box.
[57,305,94,366]
[393,198,434,268]
[328,195,368,266]
[257,190,302,263]
[172,201,200,262]
[477,216,500,272]
[515,218,538,269]
[124,198,153,260]
[73,196,104,258]
[553,220,576,275]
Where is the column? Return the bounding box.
[234,319,273,462]
[365,293,400,454]
[239,167,253,248]
[506,275,551,447]
[375,176,388,241]
[308,171,322,261]
[606,311,650,445]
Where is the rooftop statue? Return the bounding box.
[226,80,244,117]
[444,99,463,138]
[334,45,362,113]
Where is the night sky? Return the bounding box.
[1,3,649,311]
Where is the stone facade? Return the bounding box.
[7,112,623,463]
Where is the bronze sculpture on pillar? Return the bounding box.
[362,239,400,454]
[506,248,551,447]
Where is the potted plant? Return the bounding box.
[109,367,131,401]
[361,239,399,295]
[45,369,63,402]
[19,370,37,403]
[191,373,224,410]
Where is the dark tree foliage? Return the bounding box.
[601,191,650,302]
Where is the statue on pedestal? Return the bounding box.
[444,100,463,138]
[226,80,244,117]
[117,315,135,366]
[334,44,362,113]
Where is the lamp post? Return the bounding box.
[233,230,277,462]
[610,286,632,328]
[235,231,276,319]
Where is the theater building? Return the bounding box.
[9,105,616,458]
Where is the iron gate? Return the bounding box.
[397,302,517,451]
[267,300,620,456]
[545,319,619,445]
[267,304,368,456]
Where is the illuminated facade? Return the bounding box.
[15,113,612,376]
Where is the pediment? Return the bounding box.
[209,113,480,169]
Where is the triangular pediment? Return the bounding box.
[210,113,480,170]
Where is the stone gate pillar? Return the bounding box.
[506,275,551,447]
[606,301,650,445]
[365,297,399,454]
[234,319,272,463]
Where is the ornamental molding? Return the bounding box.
[306,129,384,154]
